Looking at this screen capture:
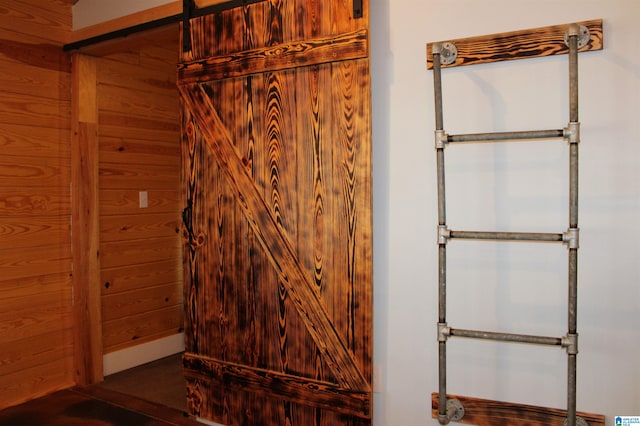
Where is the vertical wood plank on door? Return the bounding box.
[294,61,342,424]
[327,57,373,380]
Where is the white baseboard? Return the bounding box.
[103,333,185,376]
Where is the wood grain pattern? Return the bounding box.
[72,24,180,59]
[0,357,74,411]
[93,42,177,70]
[0,243,71,283]
[432,393,605,426]
[0,123,70,158]
[0,216,68,248]
[0,188,70,216]
[180,83,367,391]
[0,272,70,300]
[426,19,603,69]
[0,59,71,100]
[101,189,179,214]
[100,237,182,269]
[178,29,368,83]
[0,91,70,129]
[0,0,74,409]
[0,329,73,377]
[98,85,178,122]
[99,212,179,242]
[331,58,373,377]
[180,0,372,424]
[97,63,182,358]
[181,0,369,63]
[195,0,231,7]
[0,287,73,342]
[71,53,102,385]
[101,283,182,321]
[0,155,69,187]
[97,59,176,94]
[102,305,183,353]
[99,163,180,189]
[100,120,179,143]
[0,0,70,43]
[0,28,71,72]
[100,138,180,167]
[183,353,370,417]
[101,260,182,295]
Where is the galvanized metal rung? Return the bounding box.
[447,129,565,143]
[448,230,564,243]
[440,229,579,248]
[448,327,563,347]
[441,326,579,355]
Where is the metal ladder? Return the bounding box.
[432,24,587,426]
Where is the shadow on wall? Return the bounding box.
[371,0,392,421]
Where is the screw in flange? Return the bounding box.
[564,24,590,49]
[439,42,458,65]
[446,399,465,422]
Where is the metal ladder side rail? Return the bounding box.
[432,24,584,426]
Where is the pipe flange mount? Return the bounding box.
[447,398,465,422]
[564,416,589,426]
[564,24,590,49]
[434,42,458,66]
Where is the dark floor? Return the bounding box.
[0,386,199,426]
[0,353,194,426]
[97,352,187,412]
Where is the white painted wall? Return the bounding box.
[372,0,640,424]
[72,0,640,423]
[73,0,174,29]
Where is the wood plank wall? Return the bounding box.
[1,0,182,407]
[0,0,75,408]
[94,27,183,354]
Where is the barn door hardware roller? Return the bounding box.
[353,0,363,19]
[183,0,266,53]
[428,20,604,426]
[182,0,195,52]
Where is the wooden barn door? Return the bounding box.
[178,1,372,424]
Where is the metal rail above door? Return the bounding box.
[428,21,603,426]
